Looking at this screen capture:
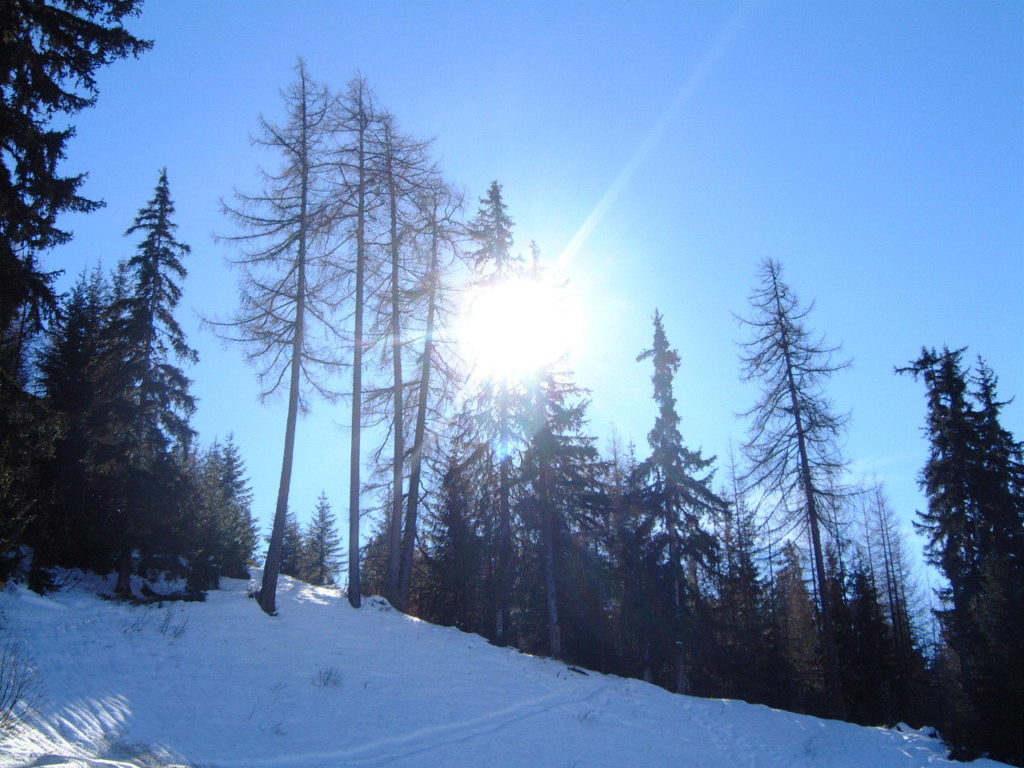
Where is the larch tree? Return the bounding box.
[216,60,339,615]
[371,113,436,605]
[737,258,848,718]
[862,482,926,721]
[397,182,465,610]
[334,75,381,609]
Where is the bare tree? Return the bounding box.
[367,114,438,605]
[214,60,340,615]
[397,182,465,610]
[333,75,380,609]
[737,258,849,718]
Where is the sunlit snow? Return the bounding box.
[0,574,1007,767]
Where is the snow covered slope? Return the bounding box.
[0,574,1007,768]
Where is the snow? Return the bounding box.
[0,573,1008,768]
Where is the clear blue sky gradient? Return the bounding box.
[49,2,1023,571]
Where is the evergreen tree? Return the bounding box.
[0,375,53,581]
[468,181,516,279]
[0,0,147,573]
[773,541,824,713]
[603,436,660,682]
[704,461,785,706]
[899,348,1024,764]
[300,493,344,586]
[0,0,150,365]
[465,180,523,644]
[211,436,258,579]
[189,437,258,584]
[270,510,302,580]
[519,367,605,660]
[834,552,900,726]
[105,169,196,596]
[31,267,117,573]
[634,310,723,693]
[417,449,486,633]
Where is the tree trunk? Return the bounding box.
[398,208,441,610]
[115,542,133,597]
[782,341,845,718]
[537,419,561,659]
[669,529,689,694]
[385,141,405,605]
[259,77,309,616]
[347,100,368,609]
[495,383,512,644]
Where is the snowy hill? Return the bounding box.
[0,574,1007,768]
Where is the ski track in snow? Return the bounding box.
[213,688,602,768]
[0,573,1010,768]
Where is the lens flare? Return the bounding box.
[458,276,583,382]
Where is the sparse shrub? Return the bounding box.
[158,609,188,639]
[122,609,150,633]
[0,638,36,734]
[314,666,342,688]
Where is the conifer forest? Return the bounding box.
[1,2,1021,765]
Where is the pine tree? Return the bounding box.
[417,428,489,634]
[466,180,522,644]
[773,541,824,713]
[0,0,150,366]
[704,455,784,706]
[194,436,258,581]
[519,367,605,660]
[634,310,723,693]
[899,348,1024,764]
[272,511,302,580]
[107,169,196,596]
[737,259,849,717]
[300,493,344,586]
[32,267,117,573]
[468,181,516,279]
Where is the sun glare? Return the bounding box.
[458,276,583,382]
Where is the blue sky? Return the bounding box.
[51,1,1022,570]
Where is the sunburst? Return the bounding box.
[457,275,583,382]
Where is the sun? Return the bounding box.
[457,275,584,382]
